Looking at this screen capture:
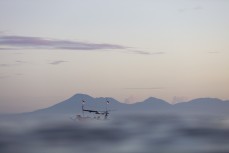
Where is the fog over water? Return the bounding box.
[1,113,229,153]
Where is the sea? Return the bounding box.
[1,113,229,153]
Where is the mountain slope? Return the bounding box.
[31,93,127,115]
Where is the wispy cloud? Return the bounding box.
[49,60,68,65]
[124,87,163,90]
[15,60,26,64]
[127,50,165,55]
[0,75,10,79]
[178,6,203,12]
[0,35,126,50]
[193,6,203,10]
[208,51,221,54]
[0,34,156,55]
[151,52,165,55]
[128,50,152,55]
[0,60,26,67]
[0,47,15,50]
[15,73,23,76]
[0,64,11,67]
[172,96,189,104]
[124,95,139,104]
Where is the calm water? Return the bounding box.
[1,114,229,153]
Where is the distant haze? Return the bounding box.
[0,0,229,113]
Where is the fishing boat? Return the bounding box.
[72,99,111,121]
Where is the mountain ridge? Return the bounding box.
[2,93,229,117]
[26,93,229,115]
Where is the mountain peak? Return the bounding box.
[189,98,223,103]
[72,93,93,99]
[143,97,168,103]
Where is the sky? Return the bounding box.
[0,0,229,113]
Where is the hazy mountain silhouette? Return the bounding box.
[173,98,229,115]
[127,97,171,112]
[3,94,229,118]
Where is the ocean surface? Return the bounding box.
[1,113,229,153]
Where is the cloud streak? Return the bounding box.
[0,64,11,67]
[208,51,221,54]
[0,35,126,51]
[0,61,26,67]
[0,47,15,50]
[0,35,159,55]
[129,50,165,55]
[178,6,203,12]
[49,60,68,65]
[0,75,10,79]
[124,87,163,90]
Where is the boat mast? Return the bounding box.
[82,100,85,117]
[105,98,109,120]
